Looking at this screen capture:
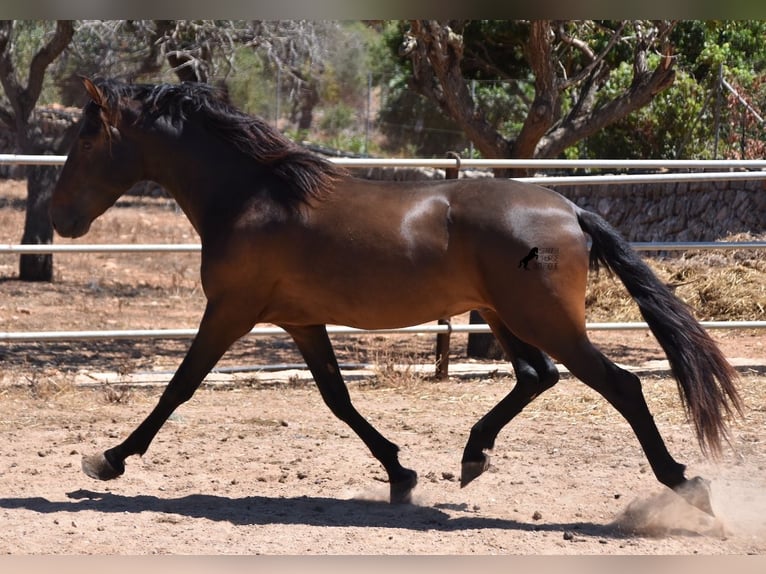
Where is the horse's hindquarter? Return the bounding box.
[213,178,589,330]
[449,179,592,341]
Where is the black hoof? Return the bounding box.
[460,454,490,488]
[390,469,418,504]
[82,452,124,481]
[673,476,715,516]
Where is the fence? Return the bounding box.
[1,155,765,377]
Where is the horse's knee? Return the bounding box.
[538,358,560,390]
[516,356,559,394]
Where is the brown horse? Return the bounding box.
[51,77,742,516]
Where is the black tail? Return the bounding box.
[577,209,742,456]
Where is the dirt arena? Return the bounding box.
[1,179,765,554]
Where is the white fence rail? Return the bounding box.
[2,153,766,186]
[3,241,766,255]
[5,153,766,170]
[1,155,764,352]
[2,321,766,344]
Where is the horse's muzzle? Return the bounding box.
[50,210,91,239]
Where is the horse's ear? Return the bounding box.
[81,76,106,109]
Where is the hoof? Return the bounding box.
[82,452,124,481]
[673,476,715,516]
[460,454,490,488]
[390,470,418,504]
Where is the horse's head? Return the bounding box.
[51,77,143,238]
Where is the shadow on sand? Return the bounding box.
[0,488,637,540]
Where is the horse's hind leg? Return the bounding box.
[287,324,418,504]
[461,310,560,487]
[556,340,714,515]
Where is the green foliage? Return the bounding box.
[226,47,277,120]
[227,21,382,153]
[460,20,529,80]
[321,22,376,107]
[319,104,355,132]
[376,21,532,157]
[377,74,468,157]
[372,20,766,160]
[0,21,61,107]
[589,21,766,159]
[584,60,713,159]
[474,79,531,141]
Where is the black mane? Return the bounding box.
[93,78,346,206]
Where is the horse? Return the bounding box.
[50,77,742,516]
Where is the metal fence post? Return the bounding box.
[435,152,462,379]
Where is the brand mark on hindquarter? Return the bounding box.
[518,247,559,271]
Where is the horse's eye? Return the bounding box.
[81,140,93,151]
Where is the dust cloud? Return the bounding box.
[613,477,766,543]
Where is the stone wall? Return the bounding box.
[550,178,766,242]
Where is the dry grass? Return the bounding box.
[355,335,433,390]
[586,232,766,323]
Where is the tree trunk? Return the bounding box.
[0,20,76,281]
[167,52,208,83]
[19,164,58,281]
[466,310,505,359]
[296,80,319,131]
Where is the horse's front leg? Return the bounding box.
[286,324,418,503]
[82,299,255,480]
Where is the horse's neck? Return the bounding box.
[140,133,222,238]
[139,123,291,241]
[169,189,206,238]
[143,167,205,237]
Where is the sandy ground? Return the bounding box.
[0,371,765,555]
[1,179,765,555]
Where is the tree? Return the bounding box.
[53,20,248,101]
[583,21,766,160]
[400,20,677,167]
[241,20,374,139]
[0,20,76,281]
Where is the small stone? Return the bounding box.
[532,510,542,520]
[563,531,574,541]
